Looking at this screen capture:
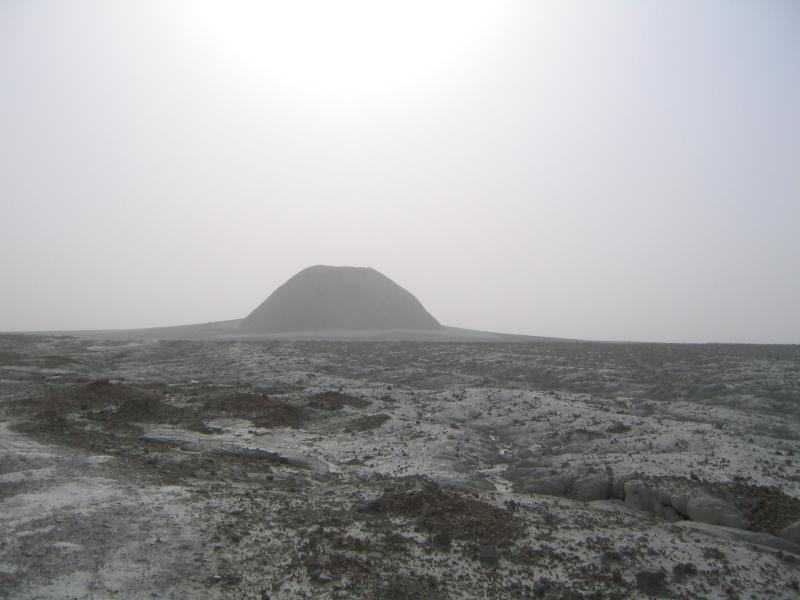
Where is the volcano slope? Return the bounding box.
[1,335,799,599]
[239,265,441,334]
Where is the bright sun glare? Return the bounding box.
[177,1,510,102]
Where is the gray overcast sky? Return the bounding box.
[1,0,798,343]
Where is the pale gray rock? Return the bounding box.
[657,488,674,507]
[478,543,499,567]
[778,519,800,545]
[677,521,800,555]
[518,474,575,496]
[572,473,613,501]
[684,494,746,529]
[636,568,666,594]
[509,467,616,502]
[611,473,635,500]
[624,480,664,515]
[670,492,690,515]
[660,505,682,523]
[623,482,745,528]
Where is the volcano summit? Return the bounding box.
[239,265,441,334]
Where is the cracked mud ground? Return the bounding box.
[1,335,799,598]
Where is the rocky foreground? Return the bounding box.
[1,335,799,598]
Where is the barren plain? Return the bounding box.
[1,335,799,598]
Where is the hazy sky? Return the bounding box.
[2,1,798,343]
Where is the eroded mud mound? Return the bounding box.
[14,380,175,434]
[203,391,307,428]
[728,479,800,534]
[77,379,157,404]
[106,395,182,424]
[364,479,521,545]
[13,409,78,436]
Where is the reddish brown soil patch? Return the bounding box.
[13,409,78,436]
[37,355,78,368]
[103,395,182,424]
[727,479,800,534]
[252,403,306,428]
[12,380,181,440]
[308,391,370,410]
[203,391,307,428]
[295,528,447,600]
[51,380,162,411]
[68,381,183,424]
[0,352,75,368]
[0,351,21,365]
[364,479,521,545]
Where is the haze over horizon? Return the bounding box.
[2,1,798,344]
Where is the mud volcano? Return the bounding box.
[239,265,441,334]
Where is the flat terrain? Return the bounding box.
[1,335,799,598]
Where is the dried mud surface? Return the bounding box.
[1,335,799,599]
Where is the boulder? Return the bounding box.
[670,492,690,515]
[660,505,682,523]
[623,482,746,528]
[611,473,636,500]
[624,483,677,522]
[572,473,613,502]
[624,480,665,515]
[508,466,615,501]
[684,494,746,530]
[636,568,666,594]
[478,543,499,567]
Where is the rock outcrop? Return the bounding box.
[508,468,751,531]
[505,467,616,502]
